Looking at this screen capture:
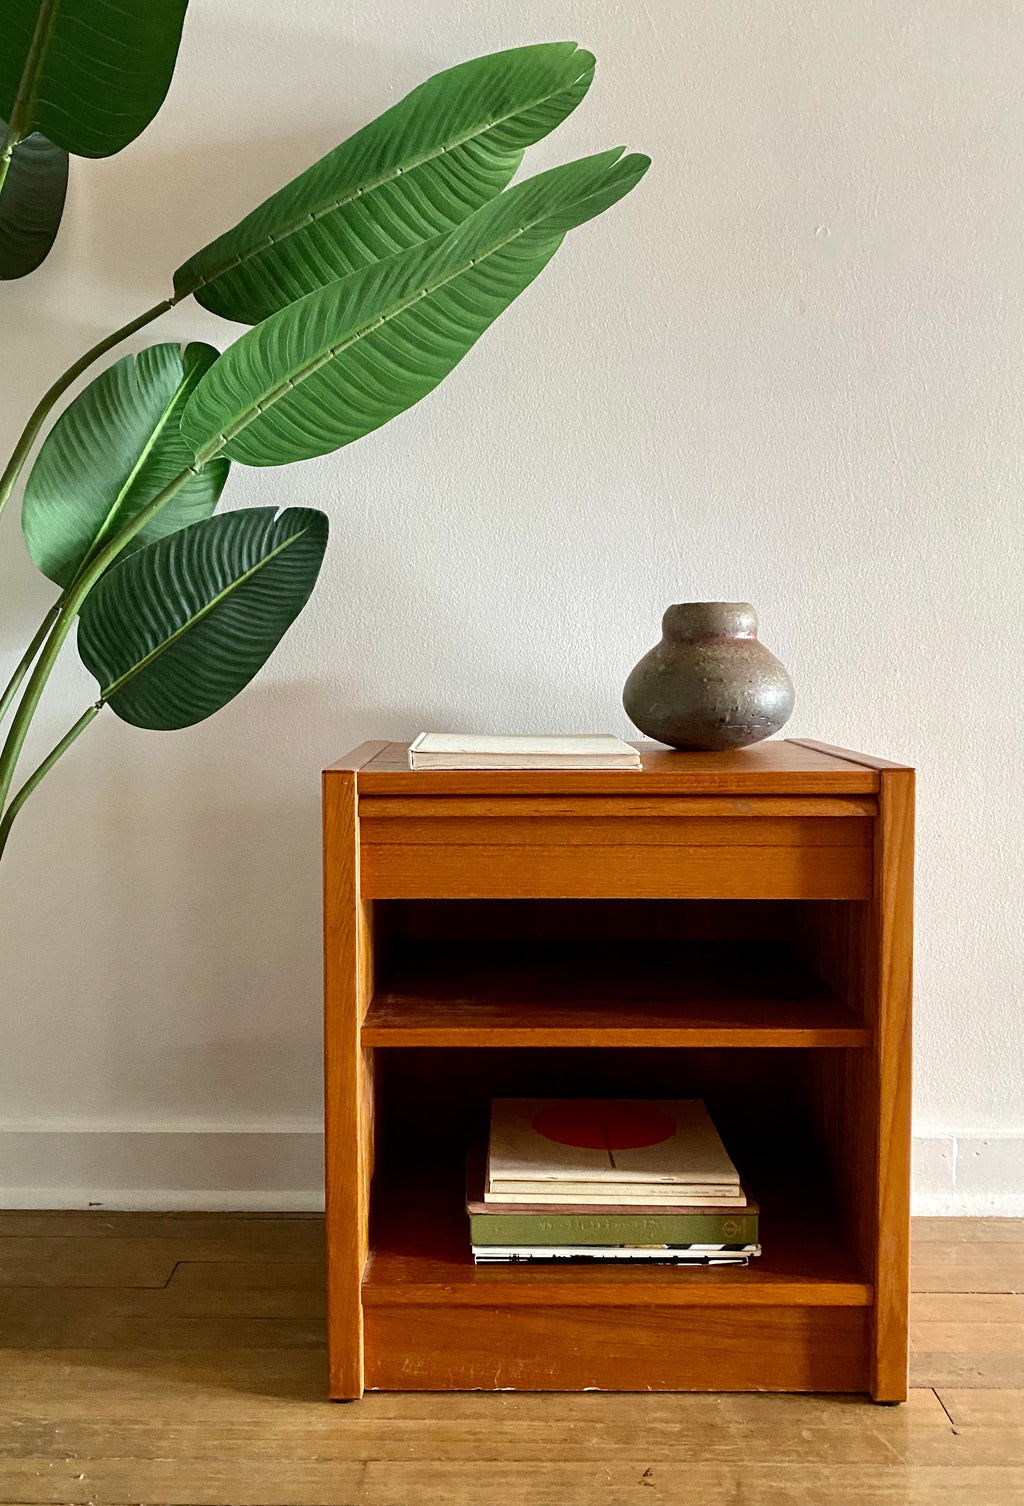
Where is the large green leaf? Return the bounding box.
[77,507,328,730]
[173,42,595,324]
[0,0,189,158]
[180,148,649,469]
[23,342,229,589]
[0,121,68,278]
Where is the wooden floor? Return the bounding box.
[1,1214,1021,1505]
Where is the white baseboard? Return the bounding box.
[0,1128,1021,1214]
[911,1133,1024,1216]
[0,1128,324,1211]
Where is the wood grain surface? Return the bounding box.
[356,740,882,794]
[869,767,915,1400]
[322,770,375,1399]
[360,838,874,900]
[0,1212,1018,1506]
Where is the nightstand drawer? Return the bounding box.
[358,802,874,900]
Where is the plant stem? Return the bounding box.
[0,130,17,201]
[0,462,200,815]
[7,0,59,144]
[0,0,54,206]
[0,296,177,528]
[0,599,60,724]
[0,703,100,860]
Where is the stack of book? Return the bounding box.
[469,1098,760,1265]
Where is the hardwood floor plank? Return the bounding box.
[915,1323,1024,1355]
[0,1415,940,1465]
[911,1241,1024,1293]
[0,1278,325,1344]
[0,1234,324,1286]
[166,1261,324,1291]
[912,1353,1024,1388]
[0,1318,324,1349]
[911,1293,1024,1323]
[0,1348,329,1410]
[3,1459,1023,1506]
[936,1390,1024,1428]
[0,1284,324,1327]
[910,1291,1024,1384]
[0,1240,180,1289]
[913,1219,1024,1244]
[0,1213,323,1253]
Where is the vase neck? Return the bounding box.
[662,602,758,642]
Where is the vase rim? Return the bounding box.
[662,602,759,640]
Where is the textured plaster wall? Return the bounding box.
[1,0,1022,1204]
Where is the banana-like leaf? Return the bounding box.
[173,42,595,324]
[77,507,328,730]
[181,148,649,469]
[0,0,189,158]
[0,121,68,278]
[23,343,229,589]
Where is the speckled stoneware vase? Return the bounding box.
[622,603,794,752]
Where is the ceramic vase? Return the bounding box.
[622,602,794,751]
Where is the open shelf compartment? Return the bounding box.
[363,1150,872,1309]
[364,898,870,1047]
[363,938,867,1047]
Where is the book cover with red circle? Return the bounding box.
[486,1098,743,1203]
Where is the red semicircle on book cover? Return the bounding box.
[530,1100,676,1152]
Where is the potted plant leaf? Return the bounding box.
[0,2,649,862]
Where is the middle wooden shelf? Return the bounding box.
[361,939,869,1049]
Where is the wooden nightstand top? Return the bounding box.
[326,738,911,796]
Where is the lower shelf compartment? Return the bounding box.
[363,1301,870,1392]
[362,1157,872,1310]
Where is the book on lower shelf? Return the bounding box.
[473,1247,760,1264]
[409,733,642,770]
[470,1098,760,1266]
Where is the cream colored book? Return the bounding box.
[483,1187,748,1206]
[408,733,641,770]
[486,1099,743,1202]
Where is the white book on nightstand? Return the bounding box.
[408,733,641,770]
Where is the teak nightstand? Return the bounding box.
[323,739,913,1400]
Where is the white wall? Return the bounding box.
[2,0,1022,1211]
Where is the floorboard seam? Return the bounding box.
[932,1388,960,1434]
[162,1261,183,1290]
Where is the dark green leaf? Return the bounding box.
[0,122,68,278]
[77,507,329,730]
[23,342,229,589]
[174,42,595,323]
[180,148,649,468]
[0,0,190,158]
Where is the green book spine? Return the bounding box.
[469,1211,760,1247]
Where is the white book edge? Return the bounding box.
[472,1244,761,1257]
[472,1251,752,1265]
[411,733,637,754]
[482,1189,748,1206]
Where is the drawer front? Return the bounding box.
[358,809,874,900]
